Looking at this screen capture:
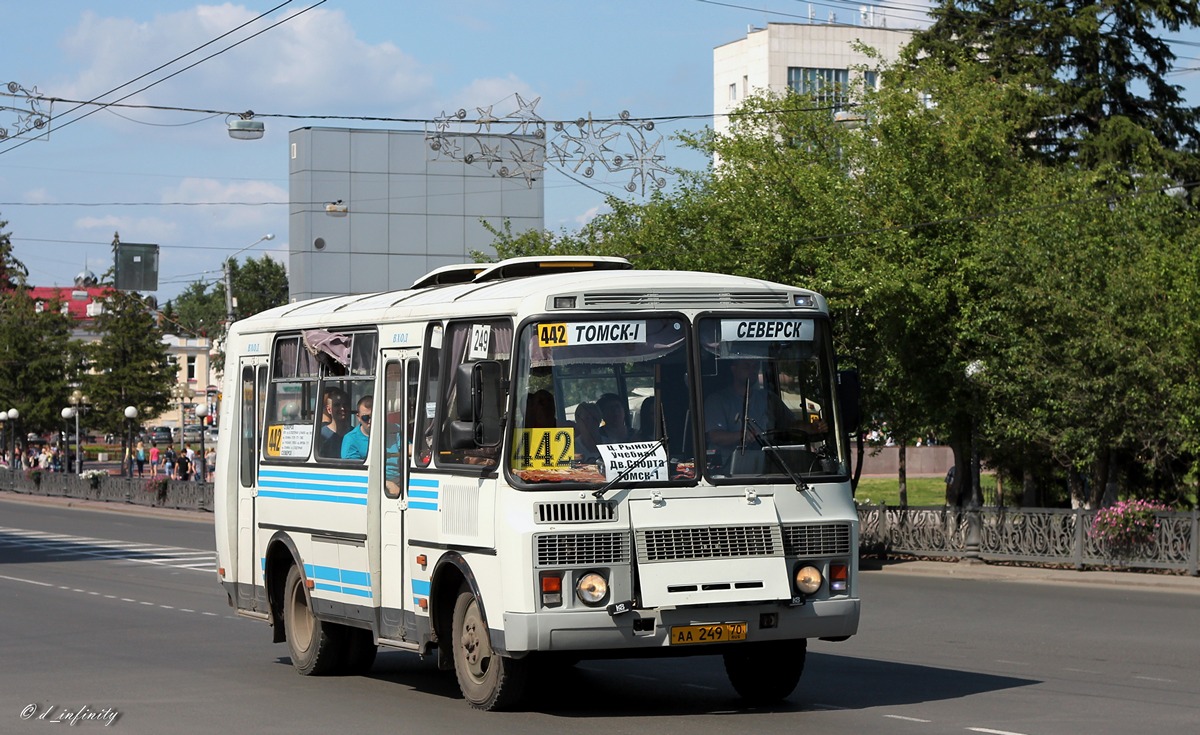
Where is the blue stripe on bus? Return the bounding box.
[408,489,438,499]
[409,477,439,488]
[305,564,373,599]
[258,480,368,495]
[257,490,368,506]
[408,502,438,511]
[411,579,431,596]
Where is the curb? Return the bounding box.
[862,558,1200,594]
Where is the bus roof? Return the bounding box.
[234,257,826,334]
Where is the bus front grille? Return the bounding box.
[783,523,852,557]
[636,525,783,562]
[535,532,631,568]
[534,501,617,524]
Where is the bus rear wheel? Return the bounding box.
[723,639,806,704]
[283,565,344,675]
[451,587,529,710]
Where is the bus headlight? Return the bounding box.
[575,572,609,606]
[794,565,822,595]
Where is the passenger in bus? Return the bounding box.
[597,393,631,444]
[525,389,557,429]
[319,387,350,457]
[572,401,603,460]
[341,395,373,460]
[705,360,828,452]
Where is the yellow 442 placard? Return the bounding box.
[512,428,575,468]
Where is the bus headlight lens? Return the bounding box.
[576,572,608,605]
[795,565,822,595]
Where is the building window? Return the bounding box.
[864,70,879,92]
[787,67,850,110]
[728,83,737,102]
[187,356,197,382]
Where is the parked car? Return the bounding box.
[181,425,205,443]
[149,426,173,445]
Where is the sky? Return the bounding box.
[2,1,1199,304]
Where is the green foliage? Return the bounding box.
[484,51,1200,505]
[0,288,85,436]
[906,0,1200,176]
[85,291,174,438]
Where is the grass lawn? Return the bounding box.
[854,474,998,506]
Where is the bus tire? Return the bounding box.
[451,587,529,710]
[723,639,806,704]
[283,565,344,676]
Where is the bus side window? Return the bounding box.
[436,320,512,468]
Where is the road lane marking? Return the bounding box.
[1134,675,1175,683]
[0,573,54,587]
[885,715,931,723]
[0,527,217,573]
[967,728,1029,735]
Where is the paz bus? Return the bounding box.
[213,255,861,710]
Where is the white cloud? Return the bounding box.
[574,204,606,226]
[161,177,287,229]
[74,213,179,244]
[56,5,436,121]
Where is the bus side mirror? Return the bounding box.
[837,369,861,433]
[449,360,504,448]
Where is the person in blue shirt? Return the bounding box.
[341,395,373,460]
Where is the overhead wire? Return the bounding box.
[0,0,323,157]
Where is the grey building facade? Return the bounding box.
[288,127,544,301]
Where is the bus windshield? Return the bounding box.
[510,316,695,486]
[697,315,847,482]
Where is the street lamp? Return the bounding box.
[68,390,91,474]
[225,233,275,323]
[0,411,7,467]
[171,383,195,452]
[195,404,209,483]
[61,408,75,473]
[7,408,19,470]
[124,406,139,479]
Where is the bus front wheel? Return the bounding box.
[723,639,806,704]
[450,587,529,710]
[283,565,344,675]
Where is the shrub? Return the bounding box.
[81,469,107,490]
[1090,499,1171,554]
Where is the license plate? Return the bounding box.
[669,622,747,645]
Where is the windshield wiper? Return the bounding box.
[747,418,810,493]
[593,436,669,500]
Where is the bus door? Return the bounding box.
[235,359,269,612]
[376,352,420,640]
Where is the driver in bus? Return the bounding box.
[705,360,826,455]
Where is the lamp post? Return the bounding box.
[61,408,75,473]
[124,406,139,479]
[225,233,275,323]
[68,390,91,474]
[171,383,195,453]
[195,404,209,483]
[0,412,7,467]
[7,408,20,470]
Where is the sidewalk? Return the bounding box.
[862,557,1200,594]
[0,489,211,524]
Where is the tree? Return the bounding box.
[486,57,1200,506]
[0,214,29,290]
[226,254,289,320]
[85,291,174,465]
[905,0,1200,176]
[0,214,84,459]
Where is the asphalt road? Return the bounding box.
[1,495,1197,734]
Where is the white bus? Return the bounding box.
[214,256,861,710]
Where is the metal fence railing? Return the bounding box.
[858,503,1200,576]
[2,468,212,512]
[5,470,1197,576]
